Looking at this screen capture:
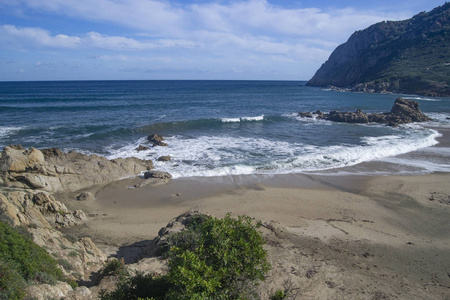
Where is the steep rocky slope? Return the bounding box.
[307,3,450,96]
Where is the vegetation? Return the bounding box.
[100,213,271,300]
[99,258,129,281]
[0,221,69,300]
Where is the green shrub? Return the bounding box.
[0,260,27,300]
[270,290,287,300]
[0,221,77,299]
[99,273,171,300]
[101,213,270,300]
[57,259,73,271]
[167,214,270,299]
[0,222,65,282]
[68,251,79,258]
[100,258,129,280]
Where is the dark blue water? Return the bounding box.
[1,80,449,177]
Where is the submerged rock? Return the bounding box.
[298,98,431,126]
[157,155,171,162]
[135,145,150,152]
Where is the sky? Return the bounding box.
[0,0,447,81]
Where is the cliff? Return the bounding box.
[306,3,450,97]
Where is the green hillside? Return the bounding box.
[307,3,450,97]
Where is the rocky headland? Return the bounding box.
[306,3,450,97]
[298,97,431,126]
[0,146,153,193]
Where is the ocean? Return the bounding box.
[1,80,449,178]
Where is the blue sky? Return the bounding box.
[0,0,447,81]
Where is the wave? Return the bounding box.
[407,96,441,102]
[137,115,268,134]
[221,115,264,123]
[0,126,26,139]
[105,125,442,178]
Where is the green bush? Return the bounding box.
[167,214,270,299]
[100,258,129,281]
[101,213,271,300]
[99,273,171,300]
[0,221,73,299]
[0,222,65,282]
[0,260,27,300]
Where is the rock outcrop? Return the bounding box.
[0,146,153,193]
[143,170,172,180]
[135,145,150,152]
[298,98,431,126]
[0,190,107,283]
[157,155,171,162]
[306,3,450,97]
[148,133,168,147]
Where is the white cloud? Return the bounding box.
[0,25,81,48]
[9,0,409,43]
[0,0,423,79]
[0,25,202,51]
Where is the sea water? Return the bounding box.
[1,80,449,178]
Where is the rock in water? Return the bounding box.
[136,145,150,151]
[298,98,430,126]
[390,97,431,123]
[157,156,171,162]
[148,133,168,146]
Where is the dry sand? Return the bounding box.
[57,172,450,299]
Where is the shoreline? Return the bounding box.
[57,171,450,298]
[59,171,450,247]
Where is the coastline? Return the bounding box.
[53,125,450,298]
[58,123,450,251]
[1,109,448,298]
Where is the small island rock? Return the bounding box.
[148,134,168,147]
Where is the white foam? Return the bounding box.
[407,96,441,102]
[103,126,442,178]
[0,126,25,139]
[378,157,450,173]
[221,118,241,123]
[221,115,264,123]
[285,112,332,125]
[424,112,450,127]
[241,115,264,121]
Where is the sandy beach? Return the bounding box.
[57,170,450,299]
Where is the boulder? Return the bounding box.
[328,109,369,123]
[157,156,172,162]
[389,97,431,123]
[135,145,150,152]
[143,171,172,180]
[148,134,168,147]
[0,146,153,193]
[75,191,95,201]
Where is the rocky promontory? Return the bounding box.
[298,97,431,126]
[306,3,450,97]
[0,146,153,193]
